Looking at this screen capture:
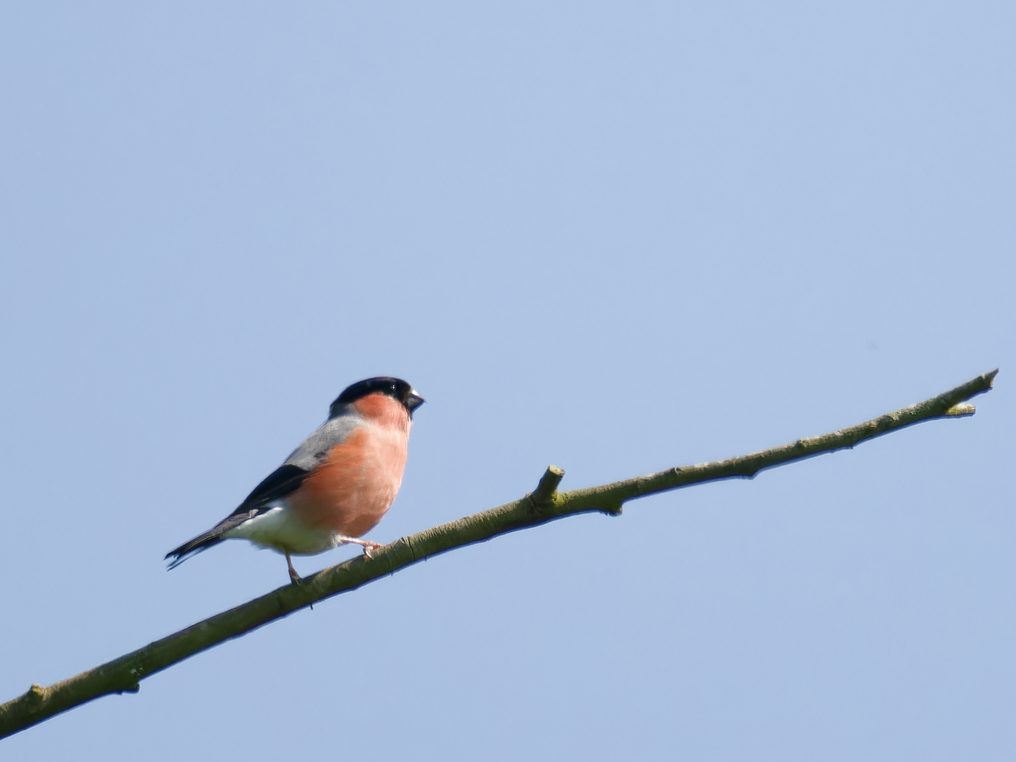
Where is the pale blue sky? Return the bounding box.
[1,3,1013,759]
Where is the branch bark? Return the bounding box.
[0,369,998,739]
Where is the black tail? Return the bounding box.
[165,532,226,570]
[165,511,256,570]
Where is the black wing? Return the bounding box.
[231,463,310,516]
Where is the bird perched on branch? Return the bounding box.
[166,377,425,582]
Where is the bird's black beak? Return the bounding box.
[405,388,425,417]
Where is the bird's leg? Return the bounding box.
[335,535,383,559]
[286,552,302,584]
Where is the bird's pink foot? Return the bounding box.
[335,535,383,559]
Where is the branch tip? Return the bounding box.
[944,403,976,417]
[530,465,565,507]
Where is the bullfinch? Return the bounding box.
[166,377,424,582]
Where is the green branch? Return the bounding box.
[0,369,997,739]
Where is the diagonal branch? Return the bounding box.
[0,369,998,739]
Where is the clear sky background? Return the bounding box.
[1,3,1013,760]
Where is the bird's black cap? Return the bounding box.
[330,377,425,418]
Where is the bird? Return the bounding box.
[166,377,424,582]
